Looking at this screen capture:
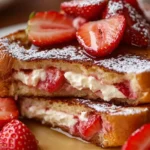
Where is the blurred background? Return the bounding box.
[0,0,149,29]
[0,0,64,28]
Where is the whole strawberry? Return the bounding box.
[0,119,38,150]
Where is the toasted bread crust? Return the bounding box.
[19,97,150,147]
[1,30,150,104]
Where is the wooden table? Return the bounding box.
[0,0,64,28]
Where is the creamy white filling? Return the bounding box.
[13,69,46,87]
[28,106,78,127]
[14,69,126,101]
[64,72,126,101]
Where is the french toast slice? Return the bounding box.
[1,30,150,105]
[19,97,150,148]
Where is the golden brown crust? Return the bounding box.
[1,30,150,104]
[136,72,150,103]
[0,47,14,78]
[19,97,150,147]
[0,78,13,96]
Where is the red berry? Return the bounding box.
[37,68,65,93]
[124,0,141,12]
[0,98,18,128]
[123,2,150,47]
[0,119,38,150]
[122,124,150,150]
[103,0,124,19]
[61,0,108,20]
[28,11,76,47]
[115,82,130,98]
[103,0,150,47]
[76,15,126,57]
[77,114,101,140]
[72,17,87,30]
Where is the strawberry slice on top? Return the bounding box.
[103,0,150,47]
[27,11,76,47]
[76,15,126,58]
[123,2,150,47]
[124,0,142,13]
[61,0,108,20]
[122,124,150,150]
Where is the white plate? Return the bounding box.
[0,23,26,37]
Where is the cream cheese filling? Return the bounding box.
[13,69,46,87]
[13,69,126,101]
[64,71,126,101]
[25,104,88,128]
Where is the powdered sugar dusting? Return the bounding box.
[98,55,150,73]
[0,38,91,61]
[106,0,123,18]
[124,2,150,39]
[79,99,148,115]
[1,38,150,73]
[63,0,106,7]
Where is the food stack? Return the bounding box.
[0,0,150,149]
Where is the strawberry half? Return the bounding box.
[77,114,101,140]
[61,0,108,20]
[122,124,150,150]
[124,0,141,13]
[123,2,150,47]
[103,0,150,47]
[37,68,65,93]
[0,119,38,150]
[28,11,76,47]
[0,98,18,128]
[76,15,126,57]
[102,0,124,19]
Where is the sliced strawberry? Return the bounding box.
[0,98,18,128]
[123,2,150,47]
[124,0,141,12]
[115,82,130,98]
[0,119,38,150]
[28,11,76,47]
[61,0,108,20]
[122,124,150,150]
[103,0,124,19]
[103,0,150,47]
[77,114,101,140]
[73,17,87,30]
[76,15,126,57]
[37,68,65,93]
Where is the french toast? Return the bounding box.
[0,30,150,105]
[19,97,150,148]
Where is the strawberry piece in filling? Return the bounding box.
[114,81,137,99]
[37,68,65,93]
[72,113,102,140]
